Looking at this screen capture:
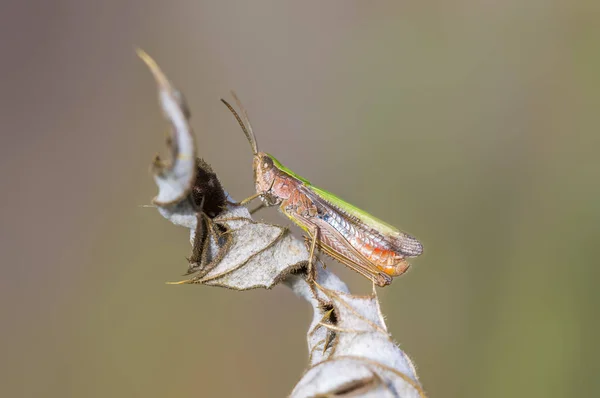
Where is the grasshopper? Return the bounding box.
[221,94,423,286]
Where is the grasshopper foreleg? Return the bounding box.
[227,192,263,207]
[227,179,276,208]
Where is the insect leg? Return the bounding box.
[279,199,322,283]
[250,202,266,215]
[228,178,276,207]
[306,224,320,283]
[226,192,262,206]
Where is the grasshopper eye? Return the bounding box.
[262,157,273,170]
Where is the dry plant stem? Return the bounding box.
[138,50,426,398]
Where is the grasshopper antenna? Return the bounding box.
[220,92,258,155]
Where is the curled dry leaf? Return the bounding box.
[291,284,426,398]
[137,48,197,207]
[138,50,426,397]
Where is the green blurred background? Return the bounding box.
[1,1,599,397]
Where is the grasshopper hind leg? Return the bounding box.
[316,242,392,287]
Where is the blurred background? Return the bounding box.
[1,1,599,397]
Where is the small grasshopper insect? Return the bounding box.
[221,94,423,286]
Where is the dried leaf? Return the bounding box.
[137,48,197,207]
[172,206,309,290]
[292,283,426,398]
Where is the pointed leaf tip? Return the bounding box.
[136,48,170,89]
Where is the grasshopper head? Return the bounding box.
[253,152,278,198]
[221,94,280,205]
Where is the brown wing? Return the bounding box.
[300,185,423,258]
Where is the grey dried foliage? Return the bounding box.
[173,208,309,290]
[138,50,426,397]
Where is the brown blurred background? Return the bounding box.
[1,1,599,397]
